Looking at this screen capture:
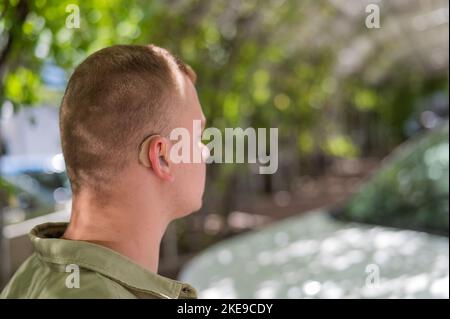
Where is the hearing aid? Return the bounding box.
[138,135,169,168]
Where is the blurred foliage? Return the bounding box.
[340,122,449,235]
[1,0,447,148]
[0,0,448,198]
[0,177,14,196]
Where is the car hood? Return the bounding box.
[179,209,449,298]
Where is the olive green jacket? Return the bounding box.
[1,222,197,299]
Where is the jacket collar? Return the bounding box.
[29,222,197,299]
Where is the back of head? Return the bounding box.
[60,44,195,196]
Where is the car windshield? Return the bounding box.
[338,122,449,235]
[1,169,71,225]
[24,171,69,191]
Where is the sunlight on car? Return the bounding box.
[180,124,449,299]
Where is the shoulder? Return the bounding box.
[40,272,137,299]
[1,254,136,299]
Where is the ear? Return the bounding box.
[138,135,174,182]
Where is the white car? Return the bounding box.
[180,123,449,299]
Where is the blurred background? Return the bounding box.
[0,0,448,298]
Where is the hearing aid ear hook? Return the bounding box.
[138,134,167,168]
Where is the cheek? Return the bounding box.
[192,161,206,187]
[192,163,206,201]
[193,142,208,184]
[176,163,205,211]
[175,161,205,187]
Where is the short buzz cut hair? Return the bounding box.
[59,44,196,195]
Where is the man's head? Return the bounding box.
[60,44,206,219]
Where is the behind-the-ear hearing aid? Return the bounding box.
[138,134,166,168]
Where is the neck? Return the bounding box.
[63,188,170,273]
